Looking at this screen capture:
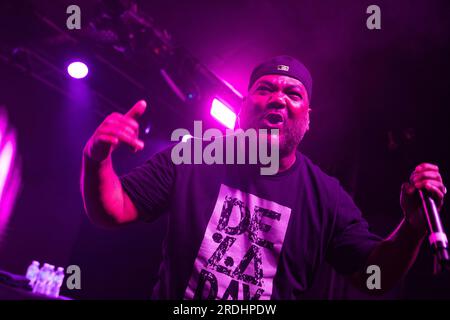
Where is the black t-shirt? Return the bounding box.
[120,144,381,300]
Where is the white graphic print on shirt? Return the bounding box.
[184,184,292,300]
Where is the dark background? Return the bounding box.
[0,0,449,299]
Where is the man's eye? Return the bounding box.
[289,92,302,99]
[258,86,271,91]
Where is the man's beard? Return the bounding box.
[241,116,308,158]
[278,120,307,157]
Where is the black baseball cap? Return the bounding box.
[248,55,313,101]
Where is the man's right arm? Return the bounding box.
[80,100,147,227]
[81,155,139,227]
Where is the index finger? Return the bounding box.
[125,100,147,120]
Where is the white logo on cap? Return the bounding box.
[277,65,289,71]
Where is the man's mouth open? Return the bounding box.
[262,112,284,129]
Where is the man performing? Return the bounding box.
[81,55,446,300]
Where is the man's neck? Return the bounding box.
[278,151,297,173]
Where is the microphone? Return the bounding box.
[418,190,450,274]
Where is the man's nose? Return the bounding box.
[267,91,287,109]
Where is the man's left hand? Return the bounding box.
[400,163,447,233]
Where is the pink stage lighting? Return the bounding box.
[0,107,21,236]
[0,140,13,201]
[67,61,89,79]
[210,98,236,129]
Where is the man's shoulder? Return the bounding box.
[146,143,176,163]
[297,151,341,192]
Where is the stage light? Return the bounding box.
[210,98,236,130]
[0,141,13,201]
[67,62,89,79]
[0,107,21,236]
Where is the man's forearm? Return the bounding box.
[355,218,426,293]
[81,155,133,226]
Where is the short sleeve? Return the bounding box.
[326,185,382,275]
[120,146,175,222]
